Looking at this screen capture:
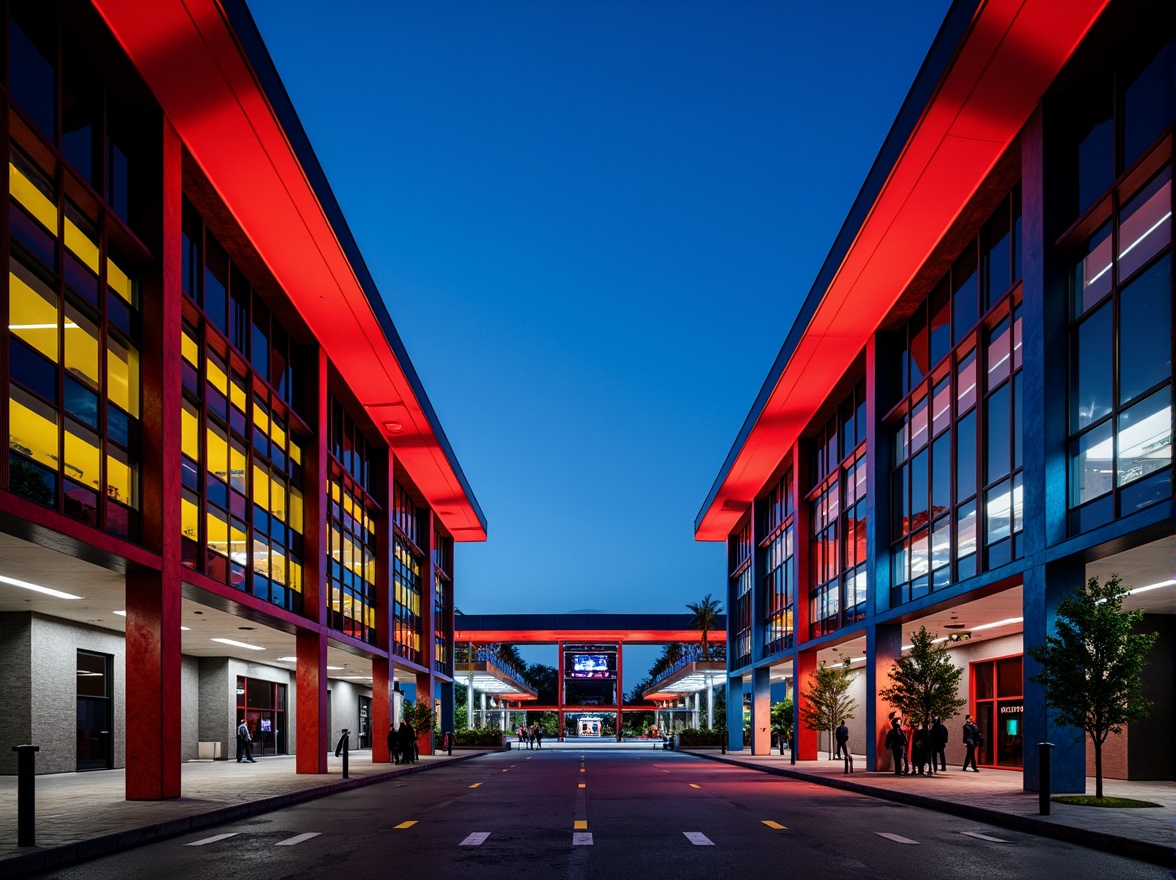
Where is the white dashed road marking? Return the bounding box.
[573,832,593,846]
[961,831,1011,843]
[684,832,714,846]
[275,833,321,846]
[875,832,920,845]
[185,833,239,846]
[460,832,491,846]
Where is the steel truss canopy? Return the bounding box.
[454,661,538,700]
[642,661,725,703]
[695,0,1111,541]
[454,613,729,645]
[90,0,485,540]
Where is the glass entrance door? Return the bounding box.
[358,696,371,748]
[76,650,113,771]
[972,655,1024,768]
[236,676,288,755]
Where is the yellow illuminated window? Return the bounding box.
[65,303,100,390]
[64,204,99,275]
[206,422,228,482]
[270,419,285,449]
[230,373,247,413]
[64,424,100,487]
[206,354,228,394]
[181,494,200,541]
[270,545,286,585]
[288,558,302,591]
[271,476,286,522]
[289,488,303,533]
[290,441,302,466]
[181,400,200,461]
[9,159,57,234]
[9,387,58,469]
[230,518,247,559]
[107,255,134,305]
[181,328,199,366]
[254,398,269,434]
[10,258,59,362]
[253,536,270,575]
[106,448,134,506]
[252,464,269,509]
[207,507,228,556]
[106,334,139,417]
[230,441,247,494]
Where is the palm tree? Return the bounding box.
[686,594,723,660]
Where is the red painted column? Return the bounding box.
[557,640,565,739]
[615,641,623,741]
[371,657,391,762]
[414,669,434,755]
[125,118,183,800]
[296,347,329,774]
[415,509,437,755]
[795,649,819,760]
[371,448,394,762]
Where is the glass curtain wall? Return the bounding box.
[392,481,424,663]
[760,468,795,655]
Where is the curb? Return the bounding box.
[1,750,493,878]
[682,750,1175,869]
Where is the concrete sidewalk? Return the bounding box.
[0,748,498,877]
[683,748,1176,868]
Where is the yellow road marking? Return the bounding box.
[580,768,585,773]
[762,820,787,830]
[689,783,701,789]
[578,783,586,788]
[502,769,509,773]
[574,820,588,830]
[469,783,482,788]
[394,821,418,829]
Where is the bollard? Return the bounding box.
[1037,742,1054,815]
[335,729,350,779]
[445,732,453,756]
[13,744,39,847]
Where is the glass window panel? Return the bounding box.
[106,334,139,418]
[996,656,1022,698]
[181,399,200,460]
[1076,85,1114,216]
[952,245,978,344]
[956,501,977,561]
[271,476,287,523]
[957,411,976,500]
[986,383,1010,483]
[63,203,99,276]
[206,353,228,395]
[1012,305,1022,371]
[231,518,248,566]
[289,488,303,534]
[929,282,951,368]
[1074,224,1112,315]
[1119,254,1172,405]
[64,375,98,429]
[910,450,929,532]
[911,395,929,453]
[203,236,228,333]
[891,466,907,541]
[9,151,57,237]
[986,479,1012,545]
[207,506,229,556]
[8,15,57,139]
[1071,303,1113,431]
[10,257,59,362]
[182,492,201,543]
[106,447,134,507]
[957,348,977,415]
[182,326,199,366]
[271,544,287,585]
[290,441,302,467]
[64,421,100,488]
[64,301,100,391]
[9,385,59,469]
[1013,372,1023,469]
[909,303,929,387]
[932,432,951,514]
[1118,168,1171,284]
[932,376,951,436]
[107,253,135,306]
[206,422,228,483]
[252,464,270,509]
[1070,421,1114,507]
[1012,472,1024,535]
[1124,43,1174,169]
[931,516,951,575]
[910,529,929,581]
[983,201,1011,308]
[987,317,1011,388]
[974,661,995,700]
[230,440,247,494]
[1116,389,1172,487]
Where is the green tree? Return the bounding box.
[1027,575,1158,798]
[771,696,794,750]
[800,661,858,758]
[879,626,965,730]
[686,594,723,659]
[525,663,559,705]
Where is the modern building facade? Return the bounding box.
[697,0,1174,790]
[0,0,485,797]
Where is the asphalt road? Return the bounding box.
[38,749,1170,879]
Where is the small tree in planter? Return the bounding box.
[403,699,436,755]
[801,661,858,759]
[771,696,794,753]
[879,626,966,729]
[1028,575,1158,799]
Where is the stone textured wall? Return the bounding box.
[198,657,231,758]
[0,614,33,774]
[328,679,374,751]
[181,655,200,761]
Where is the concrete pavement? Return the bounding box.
[684,748,1176,868]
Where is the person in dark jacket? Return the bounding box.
[388,724,399,765]
[885,718,907,776]
[930,716,948,771]
[834,720,849,759]
[397,719,416,764]
[912,722,933,775]
[962,714,980,771]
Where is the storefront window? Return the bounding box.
[236,676,287,756]
[972,656,1023,768]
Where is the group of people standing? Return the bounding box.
[388,719,418,764]
[884,713,983,775]
[517,724,544,749]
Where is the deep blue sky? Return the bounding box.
[248,0,951,669]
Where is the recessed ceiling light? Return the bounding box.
[113,610,127,617]
[211,638,264,651]
[327,666,344,670]
[277,657,297,662]
[181,626,191,631]
[0,574,82,600]
[238,626,255,631]
[1129,579,1176,595]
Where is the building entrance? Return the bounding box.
[76,650,113,771]
[972,655,1023,768]
[236,676,288,756]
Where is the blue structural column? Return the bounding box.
[866,623,902,772]
[1023,561,1086,792]
[750,666,771,755]
[726,675,744,751]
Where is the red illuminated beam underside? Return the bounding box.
[695,0,1110,541]
[90,0,485,540]
[453,629,728,645]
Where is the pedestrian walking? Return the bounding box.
[962,714,980,772]
[535,724,544,749]
[236,718,256,763]
[834,720,849,760]
[518,726,527,749]
[398,718,416,764]
[885,718,906,776]
[388,724,399,765]
[912,722,933,775]
[931,716,948,771]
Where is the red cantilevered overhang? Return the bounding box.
[695,0,1110,541]
[90,0,486,540]
[453,627,728,645]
